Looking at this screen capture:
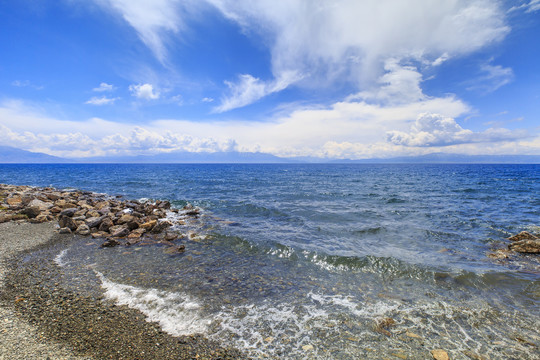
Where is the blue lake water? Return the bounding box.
[1,163,539,359]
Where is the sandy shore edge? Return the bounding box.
[0,221,90,359]
[0,221,244,360]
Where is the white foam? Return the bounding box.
[54,249,69,267]
[95,272,210,336]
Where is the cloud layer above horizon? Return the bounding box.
[0,0,539,159]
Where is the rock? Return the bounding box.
[126,220,139,230]
[91,231,109,239]
[49,206,62,214]
[85,216,104,228]
[509,239,540,253]
[140,220,157,230]
[151,220,172,234]
[164,232,178,241]
[405,331,422,339]
[98,217,114,232]
[508,231,538,242]
[20,206,41,219]
[302,344,314,351]
[46,192,61,201]
[101,238,121,248]
[112,226,130,238]
[94,200,110,210]
[60,207,79,217]
[164,245,185,254]
[431,349,449,360]
[27,198,53,211]
[128,228,146,238]
[7,195,22,208]
[462,350,488,360]
[58,215,78,231]
[0,214,12,223]
[87,210,101,218]
[116,214,135,225]
[487,249,510,259]
[58,227,72,234]
[76,224,91,236]
[32,213,53,223]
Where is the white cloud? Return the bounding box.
[94,0,191,63]
[93,82,115,92]
[201,97,214,103]
[386,113,527,147]
[509,0,540,13]
[11,80,43,90]
[214,71,300,112]
[466,62,514,93]
[85,96,119,105]
[129,83,160,100]
[208,0,509,87]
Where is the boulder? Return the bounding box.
[151,220,173,234]
[33,213,53,223]
[126,220,140,230]
[164,231,178,241]
[508,231,538,242]
[111,226,130,238]
[75,224,91,236]
[91,231,109,239]
[101,238,121,248]
[20,206,41,219]
[140,220,157,230]
[98,217,114,232]
[164,244,185,254]
[58,215,78,231]
[430,349,449,360]
[85,216,104,228]
[509,239,540,254]
[27,199,53,211]
[128,228,146,238]
[116,214,135,225]
[58,227,72,234]
[60,208,78,217]
[7,195,22,208]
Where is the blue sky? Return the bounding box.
[0,0,539,159]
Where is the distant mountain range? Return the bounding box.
[0,145,539,164]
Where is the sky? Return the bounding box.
[0,0,539,160]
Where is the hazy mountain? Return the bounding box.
[0,146,68,163]
[1,145,539,164]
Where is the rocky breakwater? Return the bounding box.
[0,183,196,254]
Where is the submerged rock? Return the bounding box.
[431,349,449,360]
[508,231,538,242]
[509,239,540,254]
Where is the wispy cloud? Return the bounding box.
[92,82,115,92]
[85,96,119,106]
[129,83,160,100]
[466,62,514,94]
[214,71,301,113]
[11,80,44,90]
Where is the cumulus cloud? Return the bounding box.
[92,82,115,92]
[85,96,119,105]
[129,83,160,100]
[386,113,527,147]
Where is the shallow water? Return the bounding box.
[2,163,539,358]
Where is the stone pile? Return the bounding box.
[0,184,194,254]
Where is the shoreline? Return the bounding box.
[0,221,245,359]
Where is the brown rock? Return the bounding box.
[164,232,178,241]
[58,227,72,234]
[151,220,173,234]
[46,192,61,201]
[85,216,104,228]
[87,210,101,218]
[164,244,185,254]
[32,213,53,223]
[128,228,146,238]
[91,231,109,239]
[509,239,540,253]
[20,206,41,219]
[27,199,53,211]
[0,214,12,223]
[94,201,110,210]
[49,206,62,214]
[101,238,121,248]
[75,224,91,236]
[508,231,538,242]
[58,215,78,231]
[98,217,114,232]
[60,208,78,217]
[116,214,135,225]
[431,349,449,360]
[7,195,22,207]
[111,226,130,238]
[126,220,139,230]
[140,220,157,230]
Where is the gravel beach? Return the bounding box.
[0,221,245,360]
[0,221,90,359]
